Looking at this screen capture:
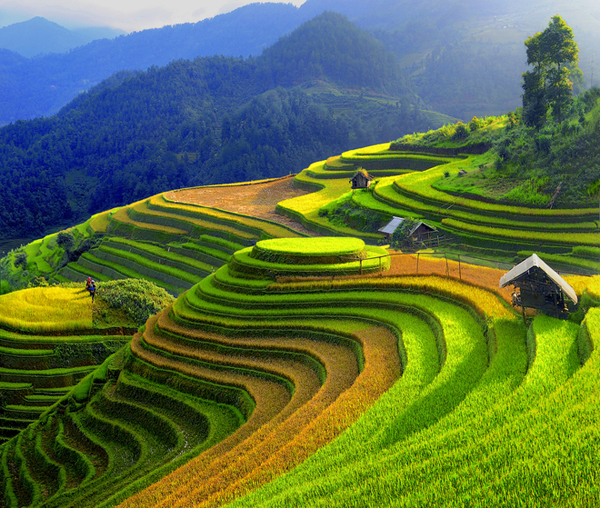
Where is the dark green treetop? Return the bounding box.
[522,15,579,127]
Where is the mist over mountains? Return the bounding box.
[1,0,599,124]
[0,17,124,58]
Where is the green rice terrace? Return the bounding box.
[2,93,600,505]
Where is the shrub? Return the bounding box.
[57,232,75,252]
[452,122,470,140]
[98,279,174,326]
[14,252,27,269]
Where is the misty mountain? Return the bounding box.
[2,0,598,124]
[0,12,445,240]
[0,17,124,58]
[0,3,308,125]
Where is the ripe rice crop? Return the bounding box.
[0,288,92,332]
[119,313,403,508]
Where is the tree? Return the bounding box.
[522,15,579,127]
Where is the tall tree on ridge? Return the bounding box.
[522,15,579,128]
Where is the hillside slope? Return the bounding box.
[0,12,453,242]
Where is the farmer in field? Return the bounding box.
[86,277,96,303]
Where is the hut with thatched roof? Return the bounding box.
[350,169,373,189]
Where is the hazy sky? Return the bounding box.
[0,0,306,32]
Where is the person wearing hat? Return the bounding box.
[85,277,96,302]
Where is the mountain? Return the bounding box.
[0,16,124,57]
[2,0,600,125]
[0,12,449,241]
[0,3,308,125]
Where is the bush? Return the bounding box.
[452,122,469,140]
[14,252,27,269]
[57,232,75,252]
[98,279,175,325]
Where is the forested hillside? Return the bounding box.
[0,12,444,241]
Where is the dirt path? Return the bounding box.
[166,177,318,236]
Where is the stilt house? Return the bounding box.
[499,253,578,319]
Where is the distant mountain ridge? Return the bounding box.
[0,16,124,57]
[1,0,599,124]
[0,12,447,241]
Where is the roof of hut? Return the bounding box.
[499,253,578,304]
[378,216,436,236]
[350,169,373,181]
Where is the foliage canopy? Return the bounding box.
[522,16,579,128]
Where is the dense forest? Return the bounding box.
[0,12,439,240]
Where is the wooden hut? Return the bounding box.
[378,216,436,243]
[350,169,373,189]
[499,253,578,319]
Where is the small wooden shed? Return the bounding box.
[378,216,436,243]
[499,253,578,319]
[350,169,373,189]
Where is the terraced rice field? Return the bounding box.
[270,143,600,273]
[53,180,310,295]
[0,288,132,447]
[4,139,600,506]
[2,236,599,506]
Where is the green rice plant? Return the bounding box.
[275,164,381,241]
[95,245,199,285]
[15,432,40,507]
[137,331,298,397]
[254,318,576,506]
[127,339,256,420]
[101,240,212,277]
[80,251,184,295]
[53,419,96,485]
[229,245,389,279]
[131,198,260,244]
[107,206,189,245]
[571,245,600,259]
[518,250,600,274]
[128,278,488,507]
[97,371,242,508]
[76,254,130,281]
[443,217,600,247]
[374,177,597,235]
[228,316,523,508]
[89,209,119,234]
[61,262,110,283]
[252,237,366,263]
[29,430,66,500]
[392,157,597,219]
[1,440,19,506]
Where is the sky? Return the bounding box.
[0,0,306,32]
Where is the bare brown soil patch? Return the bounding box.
[166,176,318,236]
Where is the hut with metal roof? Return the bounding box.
[350,169,373,189]
[378,216,436,243]
[499,253,578,319]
